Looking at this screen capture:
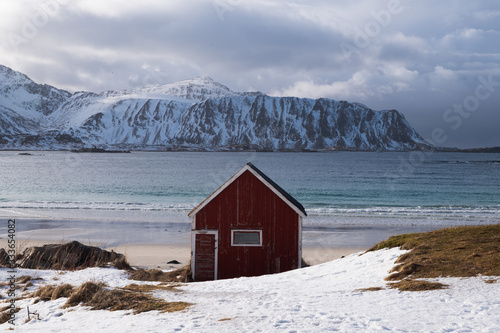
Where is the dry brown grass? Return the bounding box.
[0,306,20,324]
[123,283,185,293]
[0,276,44,294]
[388,279,448,291]
[32,283,74,302]
[13,275,43,292]
[367,224,499,291]
[52,284,74,299]
[63,281,107,308]
[0,306,13,312]
[89,289,191,313]
[368,224,500,280]
[355,287,384,292]
[59,281,191,314]
[112,256,133,271]
[25,277,191,315]
[16,276,33,284]
[22,281,34,292]
[129,264,192,283]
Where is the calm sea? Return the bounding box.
[1,151,499,228]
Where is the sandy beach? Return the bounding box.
[1,218,446,269]
[1,237,367,270]
[104,244,367,269]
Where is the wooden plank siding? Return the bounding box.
[193,233,217,281]
[194,170,300,280]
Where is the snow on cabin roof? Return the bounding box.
[188,162,307,218]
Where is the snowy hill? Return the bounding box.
[1,248,498,332]
[0,65,431,151]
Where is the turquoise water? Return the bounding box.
[0,151,499,227]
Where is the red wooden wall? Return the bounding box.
[194,170,299,280]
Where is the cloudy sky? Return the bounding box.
[1,0,499,148]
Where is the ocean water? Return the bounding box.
[1,150,499,229]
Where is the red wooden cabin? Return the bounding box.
[188,163,307,281]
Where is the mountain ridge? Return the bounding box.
[0,65,431,151]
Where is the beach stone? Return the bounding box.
[167,260,181,264]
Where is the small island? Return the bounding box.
[71,146,131,153]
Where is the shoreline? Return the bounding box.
[0,238,368,269]
[0,218,463,269]
[2,147,500,153]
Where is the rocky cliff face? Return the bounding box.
[0,65,431,151]
[0,65,71,117]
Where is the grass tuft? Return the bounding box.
[52,284,75,300]
[112,256,134,271]
[0,307,20,324]
[22,281,34,292]
[367,233,417,252]
[63,281,107,308]
[32,283,75,301]
[388,279,448,291]
[129,264,192,283]
[355,287,384,292]
[59,281,191,314]
[16,276,34,284]
[123,283,185,293]
[386,263,423,281]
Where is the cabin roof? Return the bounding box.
[188,162,307,218]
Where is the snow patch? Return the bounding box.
[1,248,498,332]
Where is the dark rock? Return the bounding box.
[167,260,181,265]
[10,241,129,270]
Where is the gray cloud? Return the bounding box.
[0,0,499,148]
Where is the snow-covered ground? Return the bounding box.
[1,248,498,332]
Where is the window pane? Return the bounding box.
[233,231,260,245]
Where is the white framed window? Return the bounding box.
[231,229,262,247]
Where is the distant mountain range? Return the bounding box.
[0,64,432,151]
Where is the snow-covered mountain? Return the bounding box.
[101,76,264,101]
[0,65,431,151]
